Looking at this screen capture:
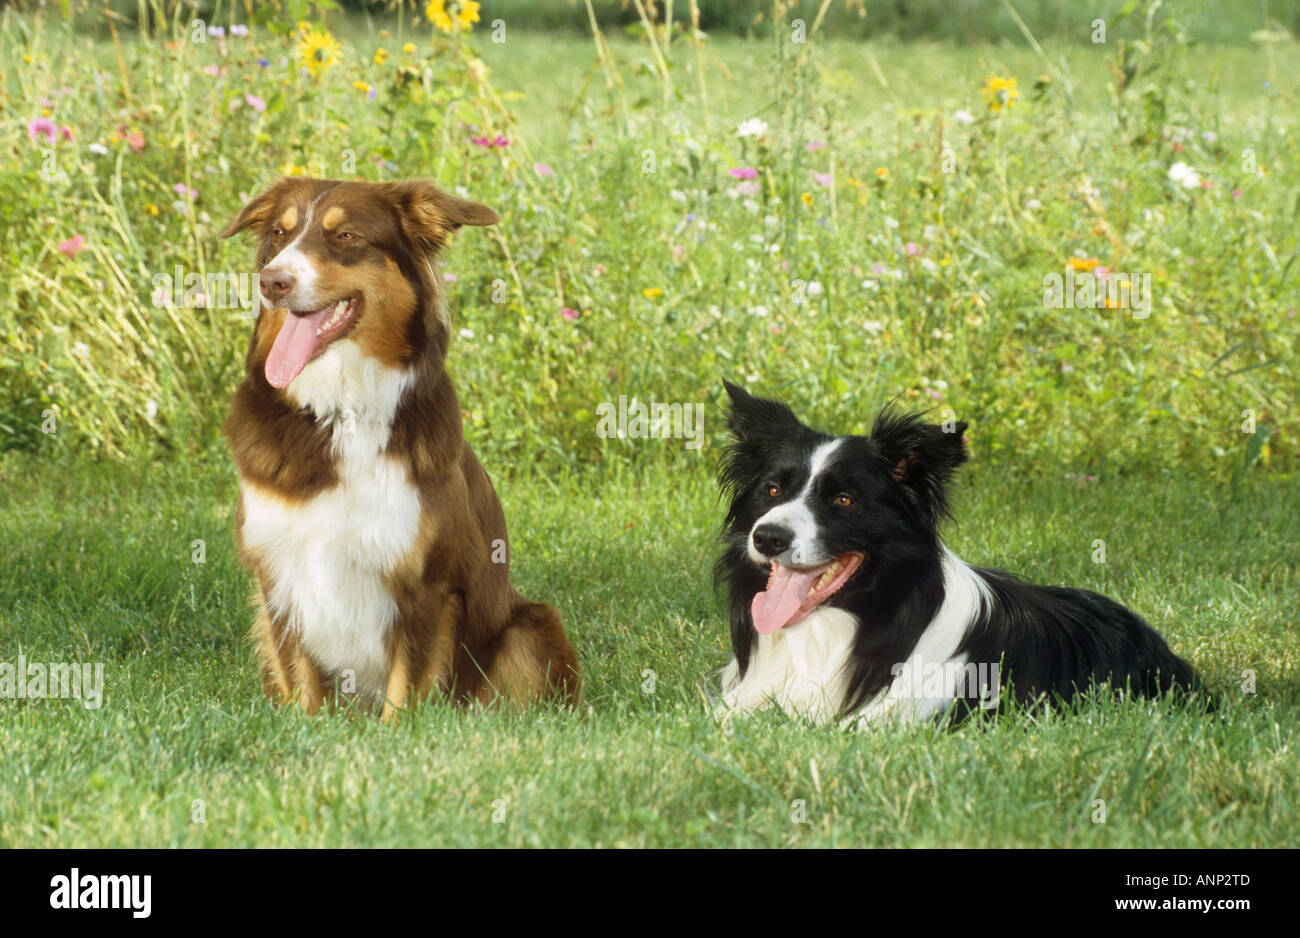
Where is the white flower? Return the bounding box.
[88,143,109,156]
[71,342,89,360]
[1202,130,1217,144]
[145,400,158,420]
[882,216,899,229]
[459,328,474,339]
[1025,198,1042,210]
[1168,161,1201,189]
[669,189,687,203]
[750,305,769,317]
[953,109,975,125]
[806,280,823,296]
[862,320,884,335]
[737,118,768,138]
[860,279,879,291]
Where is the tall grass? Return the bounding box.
[1,0,1295,480]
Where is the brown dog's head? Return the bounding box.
[220,177,497,388]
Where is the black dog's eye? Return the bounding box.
[833,494,853,507]
[765,484,781,498]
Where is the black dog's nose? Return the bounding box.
[752,523,794,558]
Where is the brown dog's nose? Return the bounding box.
[259,266,296,302]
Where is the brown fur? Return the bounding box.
[222,177,581,718]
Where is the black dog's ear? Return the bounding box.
[871,406,968,522]
[722,380,801,440]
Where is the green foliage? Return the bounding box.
[0,1,1295,481]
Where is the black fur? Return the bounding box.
[715,381,1206,721]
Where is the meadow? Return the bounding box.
[0,1,1297,847]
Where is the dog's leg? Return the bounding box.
[476,600,581,709]
[251,606,327,714]
[287,643,327,715]
[380,639,411,725]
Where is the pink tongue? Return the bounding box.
[265,307,331,389]
[751,564,823,634]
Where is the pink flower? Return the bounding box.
[561,307,580,321]
[805,140,826,153]
[904,241,919,256]
[173,183,197,200]
[728,167,758,180]
[245,93,266,113]
[1232,188,1242,199]
[202,65,227,78]
[443,273,459,283]
[813,172,833,188]
[1200,179,1211,189]
[472,134,510,148]
[60,125,74,141]
[126,131,146,152]
[534,162,554,177]
[733,180,760,197]
[1094,266,1109,281]
[27,117,58,143]
[58,234,86,258]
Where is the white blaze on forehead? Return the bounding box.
[748,437,844,565]
[262,193,327,310]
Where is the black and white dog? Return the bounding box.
[714,381,1202,727]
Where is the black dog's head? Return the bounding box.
[715,381,968,661]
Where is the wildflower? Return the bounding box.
[1232,188,1242,199]
[230,25,249,37]
[58,235,86,258]
[402,42,417,54]
[443,273,459,283]
[643,288,664,298]
[144,203,159,216]
[459,328,474,339]
[805,139,827,152]
[1167,161,1201,189]
[173,183,197,200]
[980,75,1019,111]
[1067,256,1099,272]
[201,65,227,78]
[875,167,889,179]
[737,118,768,138]
[208,25,225,39]
[354,81,372,95]
[245,93,266,113]
[427,0,454,32]
[728,167,758,180]
[456,1,481,30]
[863,320,884,334]
[72,342,89,359]
[373,47,389,66]
[904,242,919,256]
[298,26,342,78]
[145,400,159,419]
[88,142,109,156]
[952,109,975,125]
[561,307,580,321]
[471,134,509,148]
[534,162,555,177]
[813,172,833,188]
[801,192,813,206]
[27,117,59,143]
[256,58,271,67]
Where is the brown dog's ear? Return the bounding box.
[379,180,498,251]
[218,177,310,239]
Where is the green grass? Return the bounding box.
[1,452,1295,847]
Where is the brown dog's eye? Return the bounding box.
[337,231,357,242]
[833,494,853,507]
[766,484,781,498]
[271,227,286,239]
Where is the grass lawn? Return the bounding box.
[1,451,1295,847]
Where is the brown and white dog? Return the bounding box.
[219,177,580,720]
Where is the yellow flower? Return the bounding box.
[373,47,389,66]
[402,42,417,55]
[354,81,372,94]
[643,288,664,299]
[800,191,813,205]
[1067,256,1100,272]
[980,75,1019,112]
[144,203,159,216]
[457,1,481,30]
[426,0,453,33]
[379,29,391,39]
[281,163,307,176]
[298,26,341,79]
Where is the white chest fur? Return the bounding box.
[719,607,858,724]
[239,340,419,700]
